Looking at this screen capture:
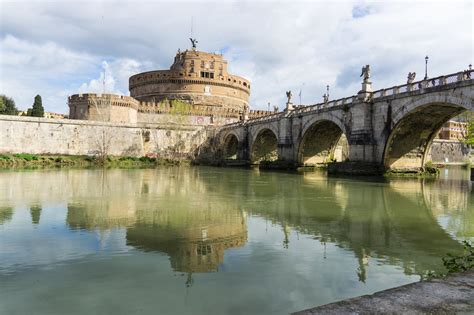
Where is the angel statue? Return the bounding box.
[189,38,198,49]
[323,93,329,103]
[360,65,371,83]
[407,72,416,84]
[286,90,292,104]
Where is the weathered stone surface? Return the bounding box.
[293,271,474,315]
[0,115,209,157]
[429,139,473,164]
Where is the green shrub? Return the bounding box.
[422,241,473,280]
[119,156,139,162]
[442,241,473,273]
[14,153,38,161]
[85,156,96,162]
[0,155,11,160]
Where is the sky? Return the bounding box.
[0,0,472,114]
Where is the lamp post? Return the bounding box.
[469,64,472,71]
[424,56,429,80]
[326,85,330,99]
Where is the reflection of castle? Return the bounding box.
[127,209,247,273]
[68,42,272,125]
[64,168,248,273]
[67,205,248,273]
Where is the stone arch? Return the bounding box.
[250,128,278,164]
[297,118,349,166]
[383,94,472,170]
[250,123,279,147]
[222,133,239,159]
[300,112,349,139]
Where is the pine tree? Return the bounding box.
[0,95,19,115]
[30,95,44,117]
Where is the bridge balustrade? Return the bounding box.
[220,69,472,130]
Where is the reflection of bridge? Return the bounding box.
[203,170,471,277]
[218,70,473,171]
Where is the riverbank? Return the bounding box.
[293,270,474,314]
[0,153,187,168]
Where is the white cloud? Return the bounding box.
[0,0,472,112]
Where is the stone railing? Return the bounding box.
[221,69,473,128]
[371,69,473,99]
[293,96,358,114]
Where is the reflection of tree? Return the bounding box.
[30,205,42,225]
[0,207,13,225]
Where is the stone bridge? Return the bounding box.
[216,69,473,172]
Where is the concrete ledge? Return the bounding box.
[293,271,474,315]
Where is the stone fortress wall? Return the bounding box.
[0,114,211,157]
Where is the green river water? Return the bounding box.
[0,166,472,314]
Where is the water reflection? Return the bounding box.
[0,167,472,280]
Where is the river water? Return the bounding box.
[0,166,472,314]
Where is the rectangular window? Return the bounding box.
[200,71,213,79]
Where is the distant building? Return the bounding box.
[437,120,467,141]
[44,112,67,119]
[18,111,67,119]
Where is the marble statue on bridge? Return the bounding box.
[360,65,371,83]
[407,72,416,84]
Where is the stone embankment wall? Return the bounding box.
[0,115,211,157]
[430,140,473,164]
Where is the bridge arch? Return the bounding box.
[250,128,278,164]
[383,94,473,170]
[222,132,239,159]
[298,117,349,166]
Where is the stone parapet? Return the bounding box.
[248,110,274,119]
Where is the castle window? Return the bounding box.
[201,60,205,68]
[243,82,247,87]
[200,71,213,79]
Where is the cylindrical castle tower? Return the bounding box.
[129,49,250,114]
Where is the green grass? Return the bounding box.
[0,154,187,169]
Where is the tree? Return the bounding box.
[0,95,19,115]
[457,111,474,145]
[30,94,44,117]
[465,117,474,145]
